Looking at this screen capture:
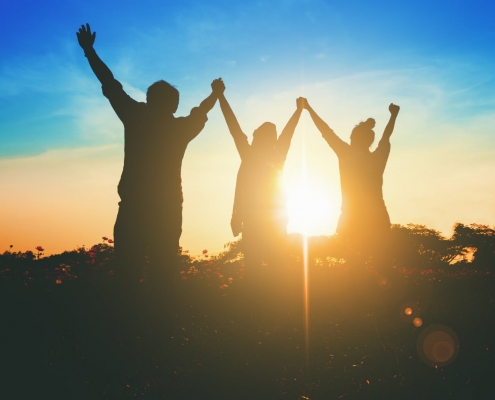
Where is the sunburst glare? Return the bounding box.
[284,174,339,237]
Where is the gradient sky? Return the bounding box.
[1,0,495,255]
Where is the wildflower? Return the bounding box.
[202,249,208,254]
[25,250,33,255]
[102,236,108,241]
[35,246,44,252]
[108,239,114,244]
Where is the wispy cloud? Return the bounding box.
[0,49,150,156]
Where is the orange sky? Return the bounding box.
[2,80,495,256]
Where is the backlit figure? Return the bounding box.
[218,83,304,268]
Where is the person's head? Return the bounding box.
[251,122,277,149]
[350,118,376,149]
[146,80,179,113]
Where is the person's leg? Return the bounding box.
[241,220,264,269]
[370,228,393,275]
[114,201,146,293]
[146,207,182,294]
[368,208,393,274]
[111,202,148,351]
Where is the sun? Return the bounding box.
[284,175,339,237]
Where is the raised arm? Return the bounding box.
[182,79,224,142]
[218,88,250,160]
[276,97,304,160]
[379,103,400,143]
[303,99,347,153]
[197,78,223,115]
[76,24,114,85]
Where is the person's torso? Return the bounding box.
[338,147,388,212]
[239,149,285,212]
[118,108,189,203]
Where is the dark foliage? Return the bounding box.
[1,224,494,399]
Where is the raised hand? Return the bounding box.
[76,23,96,51]
[211,78,225,95]
[389,103,400,116]
[296,97,307,110]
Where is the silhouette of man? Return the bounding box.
[302,99,400,260]
[218,84,304,267]
[76,24,223,287]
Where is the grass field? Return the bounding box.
[1,229,494,399]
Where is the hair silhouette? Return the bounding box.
[146,80,180,113]
[350,118,376,149]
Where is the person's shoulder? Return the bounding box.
[372,139,391,158]
[173,115,187,124]
[374,138,391,152]
[182,107,208,125]
[170,115,192,133]
[334,141,351,156]
[189,106,208,119]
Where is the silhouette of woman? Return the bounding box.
[302,99,400,258]
[218,84,304,267]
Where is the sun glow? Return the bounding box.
[285,174,339,237]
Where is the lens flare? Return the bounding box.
[413,317,423,327]
[417,324,460,367]
[432,341,455,363]
[399,302,421,324]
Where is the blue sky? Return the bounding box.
[2,0,495,157]
[1,0,495,254]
